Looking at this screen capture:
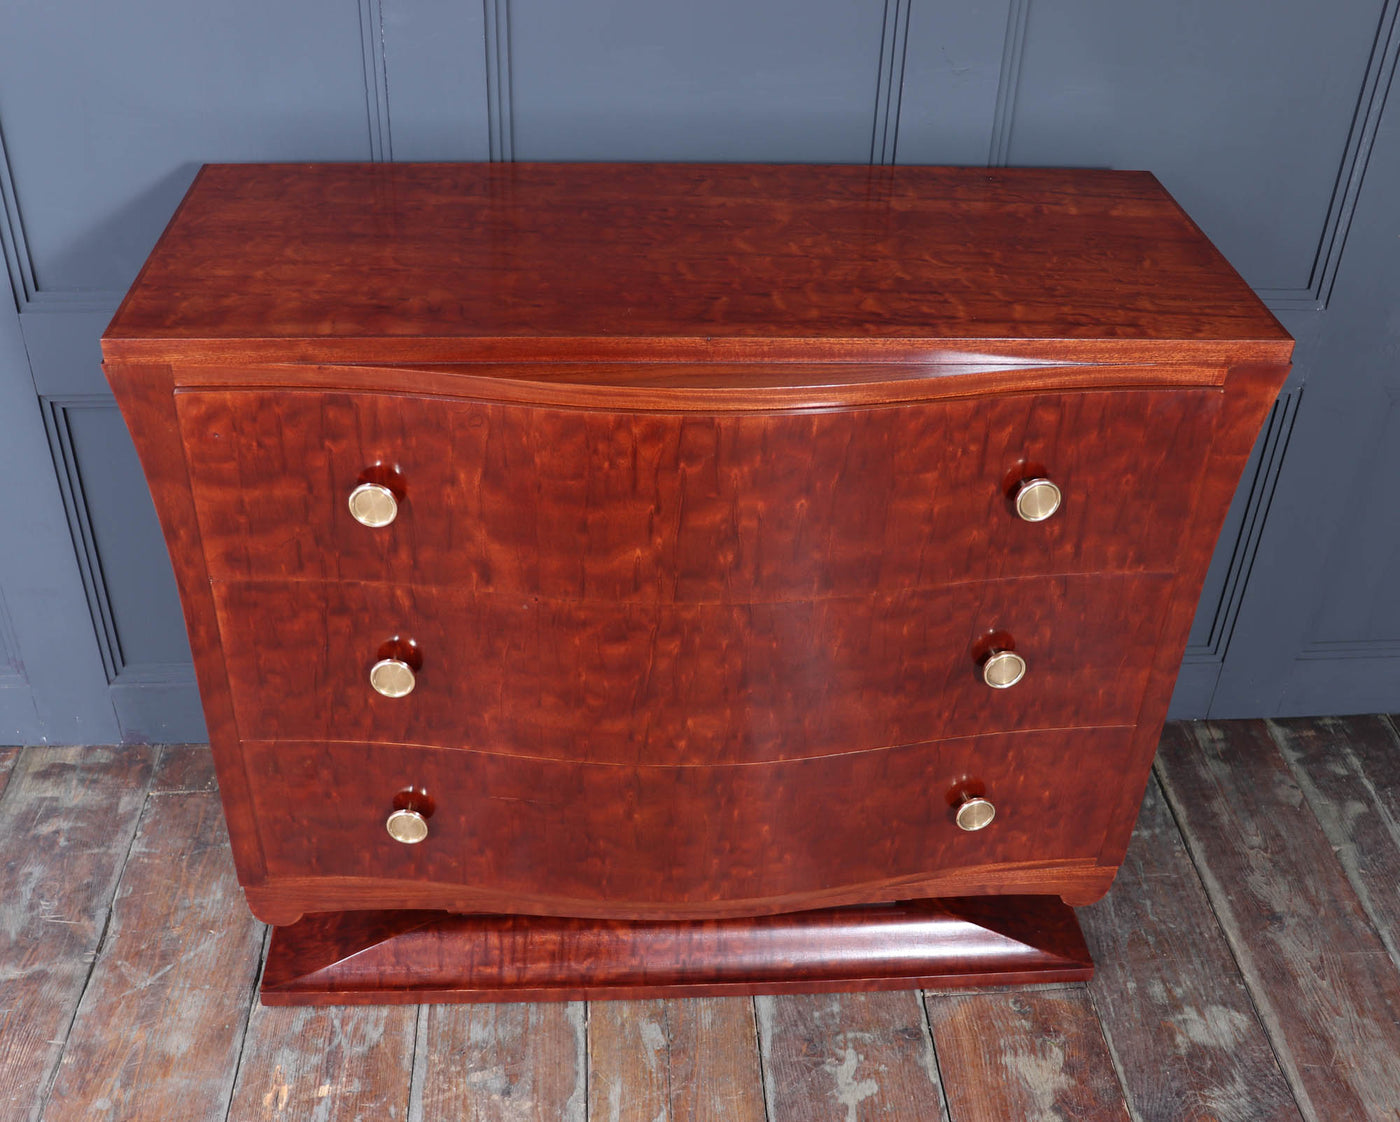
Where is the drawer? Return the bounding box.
[245,727,1136,910]
[179,385,1220,598]
[215,573,1172,762]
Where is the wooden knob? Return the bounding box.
[385,808,429,844]
[370,658,416,698]
[955,796,996,832]
[1014,477,1061,522]
[981,649,1026,689]
[348,481,399,527]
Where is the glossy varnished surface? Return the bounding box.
[215,576,1169,761]
[103,163,1289,366]
[178,384,1220,591]
[101,164,1293,998]
[259,898,1093,1005]
[242,728,1133,914]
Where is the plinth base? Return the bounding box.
[260,896,1092,1005]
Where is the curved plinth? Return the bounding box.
[260,895,1092,1006]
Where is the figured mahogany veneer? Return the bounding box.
[215,576,1170,761]
[102,163,1292,1004]
[243,727,1135,923]
[176,384,1220,592]
[260,898,1094,1005]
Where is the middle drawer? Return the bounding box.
[215,573,1171,763]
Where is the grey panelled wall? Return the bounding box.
[0,0,1397,744]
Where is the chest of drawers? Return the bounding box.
[103,163,1291,1004]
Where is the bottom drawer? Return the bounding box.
[246,727,1135,912]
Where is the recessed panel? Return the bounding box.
[1007,0,1387,290]
[0,0,373,292]
[509,0,885,161]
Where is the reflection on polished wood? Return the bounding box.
[102,163,1291,1004]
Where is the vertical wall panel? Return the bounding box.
[508,0,887,162]
[1006,0,1387,294]
[0,0,374,295]
[382,0,492,160]
[895,1,1014,165]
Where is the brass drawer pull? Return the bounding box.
[370,658,416,698]
[1014,477,1062,522]
[385,808,430,844]
[348,481,400,527]
[955,796,996,832]
[981,649,1026,689]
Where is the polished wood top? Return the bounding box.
[102,163,1290,367]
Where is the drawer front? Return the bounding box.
[215,574,1172,762]
[246,727,1135,909]
[179,385,1219,597]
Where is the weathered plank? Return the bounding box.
[412,1002,586,1121]
[756,991,945,1121]
[42,790,264,1121]
[588,998,766,1122]
[226,1001,417,1122]
[1157,719,1400,1120]
[1081,754,1302,1121]
[0,745,21,799]
[925,988,1130,1121]
[0,745,154,1122]
[1270,715,1400,968]
[151,743,218,794]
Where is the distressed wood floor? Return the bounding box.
[3,717,1400,1120]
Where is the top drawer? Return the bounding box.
[177,384,1220,599]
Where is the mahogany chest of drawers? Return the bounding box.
[103,163,1291,1004]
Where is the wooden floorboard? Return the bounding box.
[0,746,154,1122]
[587,998,766,1122]
[226,997,418,1122]
[410,1002,587,1121]
[40,790,265,1122]
[11,719,1400,1120]
[1268,715,1400,969]
[0,744,21,799]
[925,989,1131,1122]
[1080,758,1302,1122]
[756,991,946,1121]
[1157,719,1400,1122]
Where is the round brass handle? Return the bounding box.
[1014,477,1062,522]
[982,649,1026,689]
[955,796,996,832]
[348,482,399,528]
[385,808,429,844]
[370,658,416,698]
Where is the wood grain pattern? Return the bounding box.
[101,164,1294,1003]
[1156,719,1400,1120]
[587,999,766,1122]
[757,990,946,1121]
[43,791,264,1121]
[177,385,1219,592]
[0,744,19,799]
[215,576,1169,763]
[1081,759,1301,1122]
[152,742,218,793]
[413,1003,587,1121]
[1268,715,1400,968]
[1095,362,1294,872]
[226,1002,417,1122]
[258,898,1091,1003]
[102,163,1290,367]
[104,361,266,884]
[242,731,1132,915]
[925,989,1131,1121]
[0,746,154,1122]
